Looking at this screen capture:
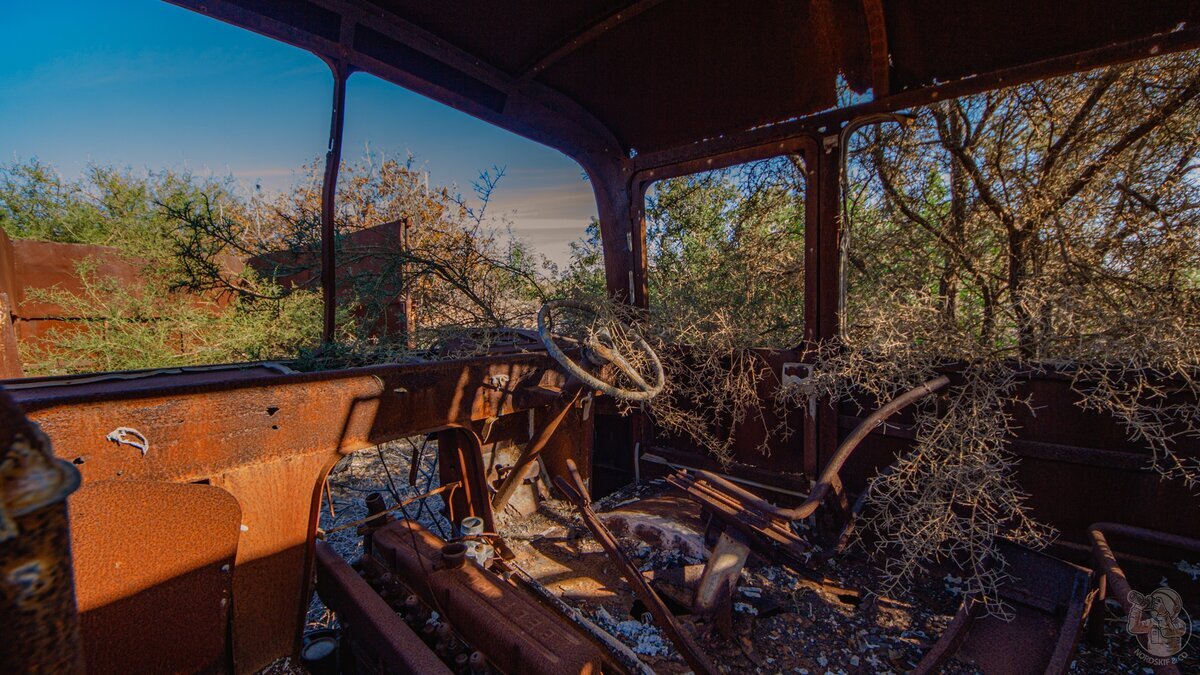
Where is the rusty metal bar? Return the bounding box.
[686,375,949,522]
[501,560,656,675]
[371,519,607,675]
[554,459,718,675]
[1087,523,1200,675]
[0,388,84,674]
[320,60,348,345]
[517,0,667,83]
[314,540,451,675]
[0,293,22,379]
[491,381,584,511]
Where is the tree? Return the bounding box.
[3,153,560,374]
[0,159,238,264]
[168,154,555,348]
[815,48,1200,612]
[846,49,1200,355]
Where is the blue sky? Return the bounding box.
[0,1,595,265]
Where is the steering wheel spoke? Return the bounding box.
[537,300,664,402]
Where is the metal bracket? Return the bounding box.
[781,362,813,388]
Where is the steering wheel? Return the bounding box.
[537,299,665,402]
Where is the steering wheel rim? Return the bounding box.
[537,299,665,402]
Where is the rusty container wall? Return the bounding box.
[834,374,1200,552]
[0,388,84,674]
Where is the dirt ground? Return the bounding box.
[292,442,1194,674]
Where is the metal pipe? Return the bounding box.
[691,374,948,521]
[1085,523,1199,675]
[554,459,718,675]
[837,112,917,334]
[639,451,810,498]
[320,61,348,345]
[491,381,583,511]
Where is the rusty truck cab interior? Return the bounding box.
[3,2,1200,674]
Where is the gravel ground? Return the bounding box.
[307,436,450,631]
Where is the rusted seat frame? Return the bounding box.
[668,375,950,559]
[1086,523,1200,675]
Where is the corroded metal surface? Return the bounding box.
[0,292,20,379]
[492,381,583,511]
[69,481,240,674]
[914,540,1096,675]
[0,498,83,674]
[15,355,566,482]
[0,388,83,674]
[555,459,718,675]
[1086,523,1200,675]
[313,540,450,675]
[12,354,566,673]
[372,518,608,675]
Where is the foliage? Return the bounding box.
[559,157,807,465]
[0,158,238,265]
[802,48,1200,614]
[3,153,558,375]
[168,154,553,350]
[785,297,1053,616]
[19,259,320,375]
[645,157,807,349]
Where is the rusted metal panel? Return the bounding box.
[836,374,1200,549]
[516,0,669,83]
[2,363,295,395]
[372,518,608,675]
[914,540,1095,674]
[0,228,245,358]
[69,481,240,674]
[0,230,20,378]
[436,427,497,533]
[0,494,83,675]
[538,388,596,498]
[492,382,583,510]
[7,354,569,672]
[14,355,564,482]
[211,453,334,673]
[0,293,21,379]
[319,60,347,344]
[8,238,140,319]
[534,0,871,153]
[313,540,450,675]
[0,227,17,308]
